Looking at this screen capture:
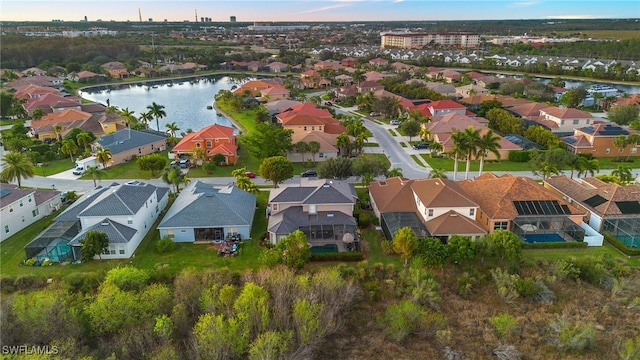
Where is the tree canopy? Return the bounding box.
[259,156,294,188]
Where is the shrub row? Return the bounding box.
[508,150,531,163]
[310,252,364,262]
[603,232,640,256]
[522,241,588,249]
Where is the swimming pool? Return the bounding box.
[310,244,339,253]
[524,233,565,243]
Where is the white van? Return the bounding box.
[72,166,84,175]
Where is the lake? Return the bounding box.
[79,75,249,134]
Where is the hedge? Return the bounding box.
[522,241,588,249]
[603,232,640,256]
[311,252,365,262]
[508,150,531,163]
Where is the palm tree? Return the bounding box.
[119,107,136,127]
[336,133,351,157]
[475,130,501,177]
[138,111,153,129]
[461,127,482,180]
[419,126,431,141]
[76,132,92,150]
[386,168,403,178]
[308,141,321,164]
[612,165,633,184]
[85,166,104,187]
[428,141,443,158]
[624,134,640,162]
[361,172,375,188]
[540,163,560,179]
[429,168,448,179]
[60,139,78,163]
[231,167,248,181]
[576,157,600,178]
[166,122,180,137]
[95,147,112,169]
[147,102,166,132]
[53,125,63,141]
[613,135,628,162]
[1,152,35,188]
[32,108,46,121]
[450,131,468,181]
[294,141,310,162]
[191,147,206,167]
[235,176,259,194]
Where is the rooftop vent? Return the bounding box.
[101,221,109,226]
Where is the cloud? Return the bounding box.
[286,3,351,16]
[511,1,539,7]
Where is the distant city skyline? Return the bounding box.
[1,0,638,23]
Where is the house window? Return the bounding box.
[4,225,8,233]
[21,216,24,222]
[138,148,142,154]
[166,229,175,239]
[586,119,590,124]
[215,139,219,142]
[19,200,23,207]
[493,221,508,230]
[206,141,212,147]
[573,119,579,125]
[632,148,638,154]
[196,143,201,148]
[304,126,307,131]
[118,246,125,255]
[469,209,475,216]
[32,209,39,217]
[227,227,238,235]
[560,120,565,125]
[428,209,434,217]
[319,153,324,158]
[28,196,32,203]
[127,217,133,225]
[9,206,13,212]
[272,204,278,211]
[605,148,610,154]
[312,126,315,131]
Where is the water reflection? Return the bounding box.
[80,75,252,134]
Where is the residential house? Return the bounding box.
[158,181,256,242]
[425,82,457,97]
[368,177,486,241]
[266,62,289,72]
[259,86,290,102]
[334,74,354,86]
[267,178,359,252]
[538,106,595,134]
[341,57,358,67]
[14,85,59,100]
[172,124,237,165]
[234,80,283,97]
[5,76,63,90]
[610,93,640,112]
[507,102,550,120]
[415,99,468,117]
[300,70,331,89]
[458,173,591,244]
[25,181,169,261]
[368,58,389,67]
[276,102,347,136]
[23,93,82,116]
[460,94,531,112]
[246,61,264,72]
[101,61,129,79]
[364,71,385,82]
[289,131,340,162]
[455,84,489,98]
[1,184,62,243]
[357,80,385,94]
[32,109,126,141]
[92,129,167,167]
[562,123,638,157]
[544,176,640,247]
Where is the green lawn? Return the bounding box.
[387,129,397,137]
[33,158,76,177]
[411,155,426,167]
[524,242,639,267]
[593,156,639,170]
[363,142,380,147]
[361,228,402,266]
[80,151,171,181]
[422,156,535,172]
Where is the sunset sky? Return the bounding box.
[1,0,638,22]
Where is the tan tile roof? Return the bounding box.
[508,102,548,119]
[540,107,593,119]
[291,132,339,152]
[426,113,485,134]
[544,176,640,217]
[368,177,418,213]
[458,173,583,220]
[425,210,486,236]
[410,178,478,208]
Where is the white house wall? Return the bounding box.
[1,192,62,242]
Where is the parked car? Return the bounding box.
[413,143,430,150]
[72,166,84,175]
[301,170,318,177]
[325,101,333,106]
[390,119,400,125]
[245,171,256,178]
[179,159,191,168]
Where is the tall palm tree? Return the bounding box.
[540,163,560,179]
[235,176,259,194]
[624,134,640,162]
[119,107,136,127]
[85,166,104,187]
[475,130,501,177]
[138,111,153,129]
[95,147,112,169]
[429,142,443,158]
[294,141,309,162]
[308,141,321,164]
[612,165,633,184]
[76,132,92,150]
[147,102,166,132]
[1,152,35,188]
[336,133,351,157]
[613,135,628,162]
[450,131,468,181]
[165,122,180,137]
[419,126,431,141]
[53,125,63,141]
[60,139,78,163]
[429,168,448,179]
[32,108,46,121]
[461,126,482,180]
[576,157,600,178]
[191,147,206,167]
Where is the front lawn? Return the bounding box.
[593,156,639,170]
[33,158,75,176]
[80,151,170,180]
[422,156,534,172]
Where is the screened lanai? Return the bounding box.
[512,216,585,243]
[24,220,81,262]
[602,217,640,248]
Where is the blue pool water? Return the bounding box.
[524,233,565,243]
[310,244,339,253]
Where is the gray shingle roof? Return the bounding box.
[270,179,357,205]
[270,187,316,203]
[69,218,137,246]
[95,129,166,155]
[79,183,159,217]
[158,181,256,229]
[268,206,356,235]
[56,186,111,221]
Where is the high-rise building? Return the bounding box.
[230,16,236,23]
[380,32,481,49]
